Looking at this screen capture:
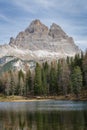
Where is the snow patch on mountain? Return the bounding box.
[0,19,81,62]
[0,45,77,61]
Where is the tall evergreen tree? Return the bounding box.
[34,63,42,95]
[43,62,50,94]
[18,70,25,96]
[9,71,15,95]
[83,51,87,87]
[41,67,47,95]
[60,59,71,96]
[49,62,57,95]
[25,70,32,96]
[57,60,62,95]
[0,78,4,93]
[71,66,83,97]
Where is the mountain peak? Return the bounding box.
[49,23,67,38]
[25,19,48,34]
[30,19,42,26]
[51,23,61,29]
[7,19,80,60]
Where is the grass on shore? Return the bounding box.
[0,90,87,102]
[0,94,26,102]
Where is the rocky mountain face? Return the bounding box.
[0,19,81,71]
[0,56,36,73]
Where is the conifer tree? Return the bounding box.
[25,70,32,96]
[0,78,4,93]
[9,70,16,95]
[61,59,71,96]
[43,62,50,94]
[41,68,47,95]
[34,63,42,95]
[18,70,25,96]
[57,60,62,95]
[49,62,57,95]
[83,51,87,87]
[71,66,82,97]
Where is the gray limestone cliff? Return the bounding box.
[0,19,80,61]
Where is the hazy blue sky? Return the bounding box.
[0,0,87,50]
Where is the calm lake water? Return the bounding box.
[0,100,87,130]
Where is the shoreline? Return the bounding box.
[0,95,87,102]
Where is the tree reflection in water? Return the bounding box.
[0,110,87,130]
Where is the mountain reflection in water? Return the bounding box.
[0,100,87,130]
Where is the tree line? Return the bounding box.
[0,51,87,98]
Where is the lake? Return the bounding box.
[0,100,87,130]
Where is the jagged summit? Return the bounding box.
[0,19,80,61]
[30,19,42,25]
[25,19,48,34]
[49,23,68,39]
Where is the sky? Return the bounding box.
[0,0,87,50]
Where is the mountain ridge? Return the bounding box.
[0,19,81,62]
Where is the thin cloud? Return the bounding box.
[12,0,55,10]
[34,0,55,9]
[0,0,87,50]
[0,14,10,22]
[11,0,38,13]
